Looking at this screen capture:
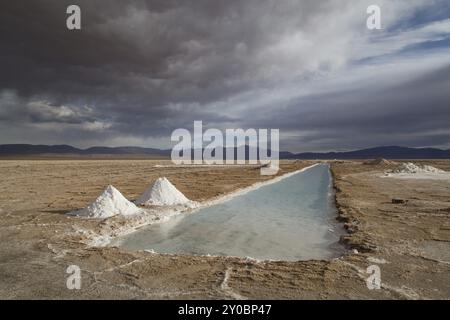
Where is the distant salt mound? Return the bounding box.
[136,177,192,206]
[385,162,448,177]
[364,158,394,165]
[69,185,142,218]
[386,162,446,175]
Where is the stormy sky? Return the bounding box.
[0,0,449,152]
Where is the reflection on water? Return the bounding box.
[114,164,345,261]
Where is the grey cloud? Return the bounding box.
[0,0,449,150]
[248,63,450,151]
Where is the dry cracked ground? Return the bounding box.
[0,159,449,299]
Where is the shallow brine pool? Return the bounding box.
[113,164,345,261]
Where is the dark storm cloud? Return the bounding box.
[250,63,450,151]
[0,0,449,150]
[0,0,332,140]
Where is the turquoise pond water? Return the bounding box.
[114,164,345,261]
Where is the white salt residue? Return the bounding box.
[383,162,450,180]
[387,162,445,174]
[68,185,142,218]
[136,177,193,206]
[367,257,388,264]
[220,267,247,300]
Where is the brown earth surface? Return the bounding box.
[0,159,449,299]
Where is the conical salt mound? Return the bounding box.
[136,177,190,206]
[69,185,142,218]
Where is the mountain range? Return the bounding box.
[0,144,449,159]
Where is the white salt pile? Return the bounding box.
[136,177,192,206]
[387,162,445,175]
[383,162,450,180]
[69,185,142,218]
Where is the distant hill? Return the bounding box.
[283,146,450,159]
[0,144,449,159]
[0,144,171,157]
[83,146,171,156]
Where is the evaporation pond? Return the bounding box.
[114,164,345,261]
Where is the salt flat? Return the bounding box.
[0,159,449,299]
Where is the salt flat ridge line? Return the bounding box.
[79,257,211,298]
[338,260,422,299]
[220,267,247,300]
